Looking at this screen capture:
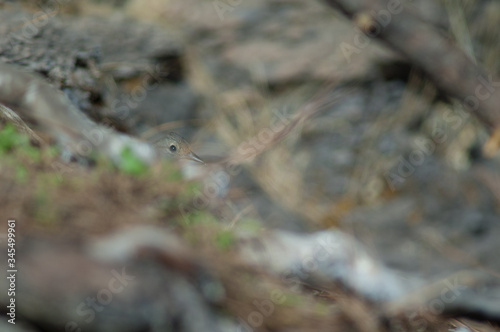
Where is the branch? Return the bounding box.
[323,0,500,132]
[0,64,158,165]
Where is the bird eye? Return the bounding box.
[169,144,177,152]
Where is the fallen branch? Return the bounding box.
[0,64,158,165]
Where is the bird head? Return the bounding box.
[154,132,204,164]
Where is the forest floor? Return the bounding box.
[1,1,500,331]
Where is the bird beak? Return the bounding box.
[186,152,205,164]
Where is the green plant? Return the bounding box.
[215,230,234,250]
[0,123,29,153]
[119,146,149,176]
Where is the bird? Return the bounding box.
[154,132,204,164]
